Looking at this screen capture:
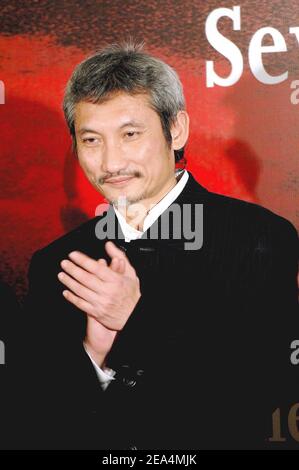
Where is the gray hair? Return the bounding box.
[63,40,186,163]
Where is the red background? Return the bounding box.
[0,0,298,298]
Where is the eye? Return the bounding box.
[82,137,99,145]
[125,131,139,138]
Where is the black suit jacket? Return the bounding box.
[20,172,298,450]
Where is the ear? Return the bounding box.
[170,110,190,151]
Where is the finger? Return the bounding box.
[58,271,99,303]
[98,258,107,267]
[62,289,94,316]
[60,259,105,291]
[67,251,116,282]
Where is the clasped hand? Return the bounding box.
[57,240,141,331]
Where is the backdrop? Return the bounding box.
[0,0,298,298]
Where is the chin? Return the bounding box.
[110,191,146,207]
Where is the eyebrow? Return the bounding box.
[78,120,145,135]
[119,120,145,129]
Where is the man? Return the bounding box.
[23,41,298,450]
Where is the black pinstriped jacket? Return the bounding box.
[20,172,298,450]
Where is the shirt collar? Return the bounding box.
[113,169,189,242]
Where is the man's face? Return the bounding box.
[74,92,176,208]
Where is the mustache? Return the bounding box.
[96,170,142,185]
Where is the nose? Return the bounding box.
[101,139,126,175]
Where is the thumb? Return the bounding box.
[110,257,125,275]
[105,241,127,260]
[104,241,133,276]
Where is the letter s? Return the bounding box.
[205,6,243,88]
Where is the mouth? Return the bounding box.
[104,176,135,186]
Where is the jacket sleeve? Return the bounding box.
[20,250,106,449]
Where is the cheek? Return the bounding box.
[132,136,166,168]
[77,160,97,186]
[78,152,98,173]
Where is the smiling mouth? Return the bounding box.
[104,176,135,186]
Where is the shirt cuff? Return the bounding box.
[83,344,116,391]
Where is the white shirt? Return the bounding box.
[87,169,189,389]
[114,169,189,241]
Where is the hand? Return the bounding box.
[84,254,125,367]
[58,241,141,331]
